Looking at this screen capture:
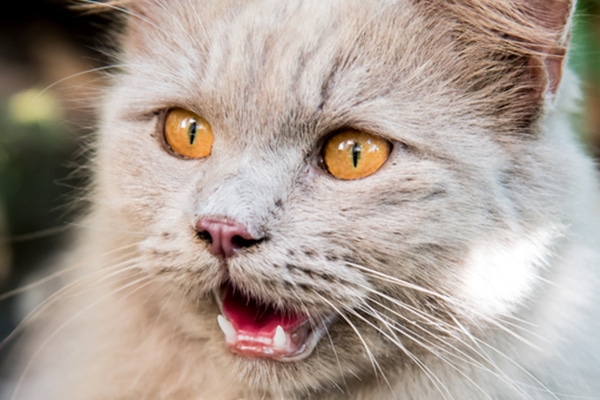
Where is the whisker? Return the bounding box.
[447,315,555,399]
[78,0,164,33]
[322,320,348,394]
[345,261,456,302]
[1,256,142,352]
[359,302,530,400]
[342,303,453,400]
[0,226,70,244]
[366,297,494,370]
[364,283,553,393]
[368,303,497,400]
[0,242,141,302]
[129,279,181,389]
[312,293,389,389]
[358,284,458,335]
[65,221,151,237]
[34,64,125,99]
[469,336,562,400]
[10,274,154,400]
[348,267,558,399]
[350,264,549,349]
[348,261,533,324]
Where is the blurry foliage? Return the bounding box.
[0,88,71,236]
[573,0,600,153]
[0,0,106,346]
[574,0,600,84]
[0,86,79,344]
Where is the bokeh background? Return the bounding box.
[0,0,599,379]
[0,0,118,380]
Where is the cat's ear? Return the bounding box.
[438,0,577,130]
[514,0,575,96]
[422,0,577,132]
[443,0,576,99]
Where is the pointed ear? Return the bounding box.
[431,0,577,131]
[443,0,576,97]
[519,0,576,95]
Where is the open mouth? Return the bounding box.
[214,283,330,362]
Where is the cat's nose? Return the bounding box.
[195,218,261,258]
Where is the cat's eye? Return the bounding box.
[322,130,391,180]
[164,108,214,159]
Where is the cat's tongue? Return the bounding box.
[217,284,310,360]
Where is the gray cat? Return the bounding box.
[8,0,600,399]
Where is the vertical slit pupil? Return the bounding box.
[351,142,361,168]
[188,120,198,145]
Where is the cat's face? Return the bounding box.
[95,0,573,394]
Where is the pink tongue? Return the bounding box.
[221,285,307,336]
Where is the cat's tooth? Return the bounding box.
[217,315,236,343]
[273,325,287,350]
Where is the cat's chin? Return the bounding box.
[213,282,334,362]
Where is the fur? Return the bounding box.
[7,0,600,399]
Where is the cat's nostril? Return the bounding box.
[196,230,213,244]
[196,218,261,258]
[231,235,257,249]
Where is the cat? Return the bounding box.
[6,0,600,398]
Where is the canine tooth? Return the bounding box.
[273,325,287,350]
[217,315,236,342]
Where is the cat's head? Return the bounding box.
[91,0,579,395]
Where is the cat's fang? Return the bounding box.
[273,325,288,351]
[217,314,236,343]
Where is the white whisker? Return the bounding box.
[322,321,348,394]
[35,64,125,99]
[350,263,549,350]
[10,275,154,400]
[66,221,151,237]
[346,262,560,399]
[0,226,70,244]
[0,242,141,302]
[313,293,390,389]
[344,303,453,400]
[360,302,534,400]
[79,0,164,33]
[1,255,142,351]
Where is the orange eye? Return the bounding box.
[164,108,214,159]
[323,130,391,180]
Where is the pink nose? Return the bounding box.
[195,218,259,258]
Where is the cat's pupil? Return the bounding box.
[188,121,198,145]
[351,142,362,168]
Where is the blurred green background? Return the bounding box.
[0,0,599,369]
[0,0,114,372]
